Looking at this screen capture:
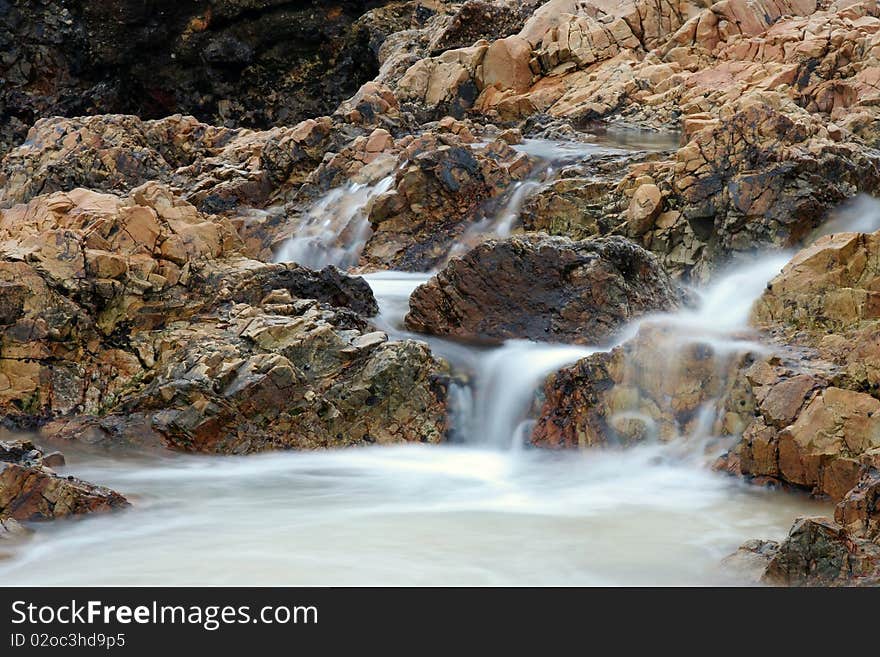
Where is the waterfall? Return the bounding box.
[273,176,395,269]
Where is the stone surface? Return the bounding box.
[406,234,685,344]
[760,516,880,586]
[0,0,398,157]
[0,439,128,521]
[0,184,448,452]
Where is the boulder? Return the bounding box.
[359,133,533,271]
[0,439,128,521]
[760,517,880,587]
[406,234,685,344]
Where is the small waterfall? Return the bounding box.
[274,176,395,269]
[474,341,595,449]
[598,255,792,448]
[813,193,880,238]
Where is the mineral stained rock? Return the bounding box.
[406,234,685,344]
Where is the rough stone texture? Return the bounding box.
[0,439,128,521]
[406,234,685,344]
[390,0,880,280]
[0,184,448,452]
[835,467,880,538]
[359,132,534,270]
[0,113,338,214]
[760,516,880,586]
[0,0,396,157]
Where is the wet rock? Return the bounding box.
[720,539,780,584]
[531,322,758,448]
[406,234,685,344]
[760,516,880,587]
[359,133,533,270]
[0,439,128,521]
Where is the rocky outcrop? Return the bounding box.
[0,184,448,452]
[405,234,685,344]
[0,439,128,521]
[728,468,880,586]
[359,129,534,270]
[0,113,339,213]
[0,0,398,158]
[387,0,880,280]
[711,230,880,499]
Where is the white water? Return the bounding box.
[0,137,829,586]
[273,176,395,269]
[813,194,880,238]
[0,258,826,585]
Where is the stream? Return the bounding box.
[0,135,828,586]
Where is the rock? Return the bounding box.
[0,182,447,453]
[0,114,337,214]
[0,517,31,542]
[627,183,662,236]
[834,467,880,538]
[776,388,880,501]
[406,234,685,344]
[0,0,393,157]
[720,539,780,584]
[0,439,128,521]
[478,36,534,93]
[531,322,758,448]
[359,133,533,271]
[753,231,880,337]
[760,516,880,586]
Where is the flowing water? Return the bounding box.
[0,136,828,586]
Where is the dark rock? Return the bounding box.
[405,234,685,344]
[0,0,393,157]
[0,439,128,521]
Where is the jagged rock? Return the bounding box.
[406,234,685,344]
[835,467,880,538]
[0,439,128,521]
[359,133,533,270]
[0,114,338,213]
[753,231,880,337]
[0,0,395,157]
[760,517,880,586]
[48,305,449,453]
[0,183,447,451]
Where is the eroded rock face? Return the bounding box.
[405,234,685,344]
[0,0,395,157]
[0,114,338,213]
[0,184,448,452]
[359,131,534,270]
[386,0,880,279]
[0,439,128,521]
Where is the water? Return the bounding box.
[812,193,880,238]
[273,176,395,269]
[0,443,821,586]
[0,138,828,586]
